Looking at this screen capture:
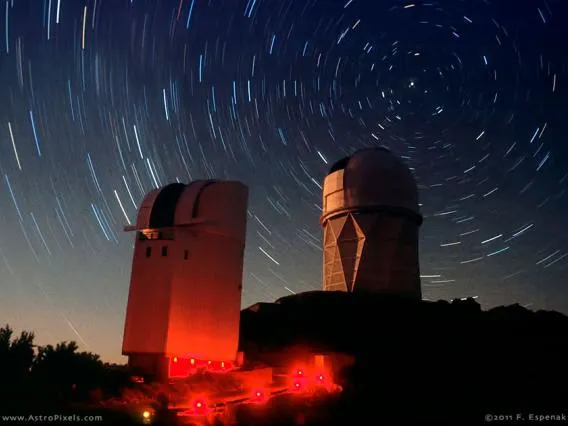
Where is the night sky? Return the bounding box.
[0,0,567,362]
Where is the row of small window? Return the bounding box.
[145,246,189,260]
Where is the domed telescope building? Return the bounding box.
[320,147,423,298]
[122,180,248,380]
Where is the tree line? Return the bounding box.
[0,325,131,412]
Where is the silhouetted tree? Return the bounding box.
[32,341,107,402]
[0,325,35,401]
[0,324,136,422]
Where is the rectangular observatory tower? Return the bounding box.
[122,181,248,380]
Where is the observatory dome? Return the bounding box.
[322,147,421,224]
[129,180,247,239]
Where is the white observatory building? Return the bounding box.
[122,181,248,380]
[320,147,423,299]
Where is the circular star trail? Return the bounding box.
[0,0,566,361]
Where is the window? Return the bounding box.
[138,229,175,241]
[146,247,152,258]
[184,250,189,260]
[140,229,160,240]
[162,246,168,257]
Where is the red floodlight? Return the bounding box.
[251,389,266,403]
[193,399,208,415]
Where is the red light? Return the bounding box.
[192,399,207,415]
[190,358,195,365]
[131,376,144,383]
[173,357,178,363]
[207,360,212,366]
[296,369,304,377]
[221,361,225,368]
[317,374,324,382]
[251,389,266,403]
[293,381,302,390]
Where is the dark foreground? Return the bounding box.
[3,387,566,426]
[3,292,568,424]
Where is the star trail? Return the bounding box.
[0,0,567,361]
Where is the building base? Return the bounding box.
[126,353,169,383]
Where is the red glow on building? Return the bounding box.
[166,356,237,378]
[121,181,249,382]
[214,360,233,371]
[168,357,193,378]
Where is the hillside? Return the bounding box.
[239,291,568,423]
